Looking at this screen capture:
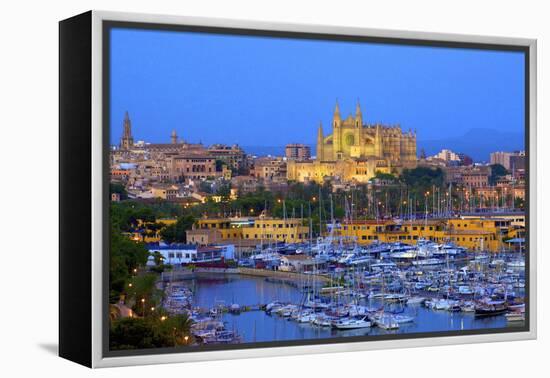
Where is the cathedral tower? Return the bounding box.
[120,111,134,150]
[171,129,178,144]
[332,100,342,160]
[317,122,324,161]
[354,99,362,147]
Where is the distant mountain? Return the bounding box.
[418,128,525,162]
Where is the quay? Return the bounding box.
[160,266,330,284]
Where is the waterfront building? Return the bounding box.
[147,243,197,264]
[337,217,516,252]
[241,218,310,243]
[193,217,254,240]
[461,212,525,228]
[193,217,309,244]
[146,243,235,264]
[285,143,311,161]
[287,101,417,183]
[187,228,227,245]
[196,245,235,262]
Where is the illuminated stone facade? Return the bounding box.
[287,101,417,183]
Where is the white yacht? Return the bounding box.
[333,316,372,330]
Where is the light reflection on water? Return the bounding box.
[184,274,516,343]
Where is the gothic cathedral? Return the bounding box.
[287,101,417,183]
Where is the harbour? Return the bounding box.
[159,242,525,344]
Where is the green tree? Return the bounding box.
[216,182,232,201]
[489,164,508,185]
[162,313,195,346]
[159,214,196,243]
[373,171,397,182]
[110,182,128,200]
[110,317,173,350]
[109,229,149,303]
[126,273,164,317]
[400,167,445,189]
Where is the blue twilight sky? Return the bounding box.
[109,27,525,150]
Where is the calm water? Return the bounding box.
[184,274,516,343]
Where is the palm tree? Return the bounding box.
[167,313,194,346]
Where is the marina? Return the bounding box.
[159,239,526,344]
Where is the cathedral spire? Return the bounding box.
[355,98,363,128]
[120,111,134,150]
[333,99,341,120]
[317,121,324,161]
[171,129,178,144]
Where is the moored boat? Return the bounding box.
[333,316,372,329]
[474,301,508,317]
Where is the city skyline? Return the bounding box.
[109,28,525,151]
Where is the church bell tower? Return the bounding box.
[120,111,134,150]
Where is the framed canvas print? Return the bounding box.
[59,10,537,368]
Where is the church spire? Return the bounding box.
[317,121,324,161]
[333,99,341,121]
[355,98,363,127]
[120,111,134,150]
[171,129,178,144]
[123,111,131,137]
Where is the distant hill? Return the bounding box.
[418,128,525,162]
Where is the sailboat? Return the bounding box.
[333,315,372,329]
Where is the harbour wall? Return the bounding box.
[159,267,330,284]
[238,267,330,283]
